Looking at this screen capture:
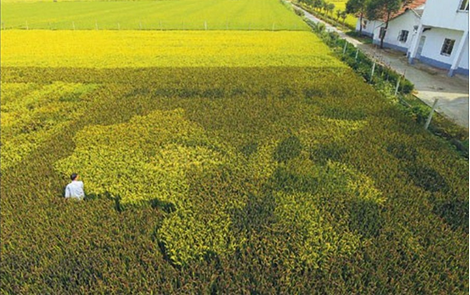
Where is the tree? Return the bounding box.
[341,11,347,26]
[312,0,324,10]
[346,0,367,35]
[336,9,341,21]
[327,3,335,16]
[322,1,329,13]
[365,0,407,48]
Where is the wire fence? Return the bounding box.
[305,19,414,97]
[0,20,306,32]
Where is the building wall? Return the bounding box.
[420,0,468,31]
[419,28,463,65]
[356,18,382,37]
[354,0,469,75]
[371,10,420,53]
[419,27,469,72]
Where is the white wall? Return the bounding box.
[421,0,468,31]
[419,27,468,69]
[356,18,382,37]
[371,10,421,51]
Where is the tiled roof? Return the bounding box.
[388,0,427,21]
[369,0,426,21]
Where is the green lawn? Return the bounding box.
[1,0,309,30]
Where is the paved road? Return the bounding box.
[297,5,469,129]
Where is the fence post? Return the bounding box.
[370,62,376,81]
[139,21,142,30]
[355,48,359,61]
[26,21,29,30]
[72,21,75,30]
[272,22,275,31]
[385,63,391,81]
[117,22,120,30]
[424,99,439,130]
[204,20,207,30]
[342,41,347,56]
[95,21,98,30]
[394,75,401,96]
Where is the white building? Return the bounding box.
[355,19,380,38]
[408,0,469,76]
[357,0,469,76]
[356,1,425,52]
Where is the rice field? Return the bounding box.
[1,0,468,293]
[1,30,341,68]
[329,1,358,28]
[1,0,309,31]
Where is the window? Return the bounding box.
[459,0,469,11]
[398,30,409,42]
[441,38,455,56]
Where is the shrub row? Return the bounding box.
[305,19,414,94]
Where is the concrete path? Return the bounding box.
[357,45,469,128]
[297,6,362,46]
[296,4,469,129]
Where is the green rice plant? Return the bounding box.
[1,65,468,293]
[1,81,98,171]
[1,0,309,31]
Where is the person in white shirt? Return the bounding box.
[65,173,85,200]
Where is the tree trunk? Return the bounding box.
[380,10,391,49]
[359,10,363,35]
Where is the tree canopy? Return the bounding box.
[365,0,407,48]
[346,0,368,34]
